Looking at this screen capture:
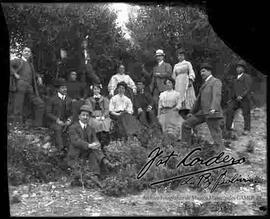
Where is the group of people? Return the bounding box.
[9,46,253,187]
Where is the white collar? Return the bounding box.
[205,75,213,82]
[158,60,164,66]
[237,73,244,79]
[93,94,101,99]
[178,59,186,64]
[57,92,66,100]
[79,120,87,129]
[21,56,27,62]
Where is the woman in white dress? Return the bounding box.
[108,64,137,101]
[172,48,196,110]
[158,77,184,139]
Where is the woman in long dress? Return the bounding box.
[158,77,184,139]
[172,48,196,110]
[85,84,112,148]
[109,81,142,140]
[108,64,137,101]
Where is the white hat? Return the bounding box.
[155,49,165,56]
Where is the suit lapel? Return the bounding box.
[199,76,214,93]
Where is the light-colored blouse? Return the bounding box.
[109,94,133,114]
[158,90,181,115]
[172,60,195,81]
[108,73,137,96]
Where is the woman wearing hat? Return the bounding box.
[85,83,112,148]
[172,48,196,111]
[109,81,142,140]
[157,77,184,139]
[108,64,137,101]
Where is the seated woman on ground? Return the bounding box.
[85,83,112,152]
[109,81,142,141]
[108,64,137,102]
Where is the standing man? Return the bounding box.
[46,78,73,151]
[182,63,225,152]
[67,105,116,188]
[10,47,45,127]
[225,60,253,135]
[66,71,87,122]
[150,49,172,113]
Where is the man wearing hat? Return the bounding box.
[149,49,172,113]
[46,78,73,151]
[133,78,157,127]
[225,60,253,135]
[10,47,45,127]
[67,104,115,188]
[182,63,225,152]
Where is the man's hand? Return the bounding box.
[133,89,137,95]
[209,109,215,114]
[138,108,143,114]
[146,105,152,112]
[72,99,77,102]
[236,96,243,101]
[88,141,101,150]
[65,119,72,126]
[188,79,193,87]
[14,73,20,79]
[155,72,161,76]
[56,118,65,126]
[37,76,43,85]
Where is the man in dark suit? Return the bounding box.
[46,78,73,151]
[67,105,115,188]
[66,71,87,122]
[134,79,157,128]
[225,60,253,135]
[182,63,225,152]
[149,49,172,113]
[10,47,45,127]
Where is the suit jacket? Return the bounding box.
[191,76,223,118]
[233,73,252,101]
[46,94,73,125]
[10,58,40,96]
[67,122,99,160]
[133,91,154,114]
[85,96,110,117]
[150,62,172,93]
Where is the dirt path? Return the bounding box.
[9,107,267,216]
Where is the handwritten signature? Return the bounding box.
[137,147,249,192]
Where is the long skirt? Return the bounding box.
[89,110,111,133]
[175,74,196,110]
[158,109,184,139]
[110,112,142,138]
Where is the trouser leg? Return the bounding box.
[29,93,45,127]
[206,118,224,151]
[225,101,239,130]
[182,114,205,145]
[51,124,64,149]
[240,99,251,131]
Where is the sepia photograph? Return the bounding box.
[2,1,267,216]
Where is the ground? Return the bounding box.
[9,106,267,216]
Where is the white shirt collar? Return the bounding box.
[93,94,101,99]
[237,73,244,79]
[79,120,87,129]
[57,92,66,100]
[158,60,164,66]
[205,75,213,82]
[21,56,27,62]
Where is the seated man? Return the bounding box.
[133,78,157,128]
[67,105,115,188]
[46,78,73,152]
[66,71,87,122]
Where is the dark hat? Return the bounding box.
[116,81,128,89]
[199,63,213,71]
[236,60,247,69]
[54,78,66,87]
[176,47,186,54]
[79,104,93,114]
